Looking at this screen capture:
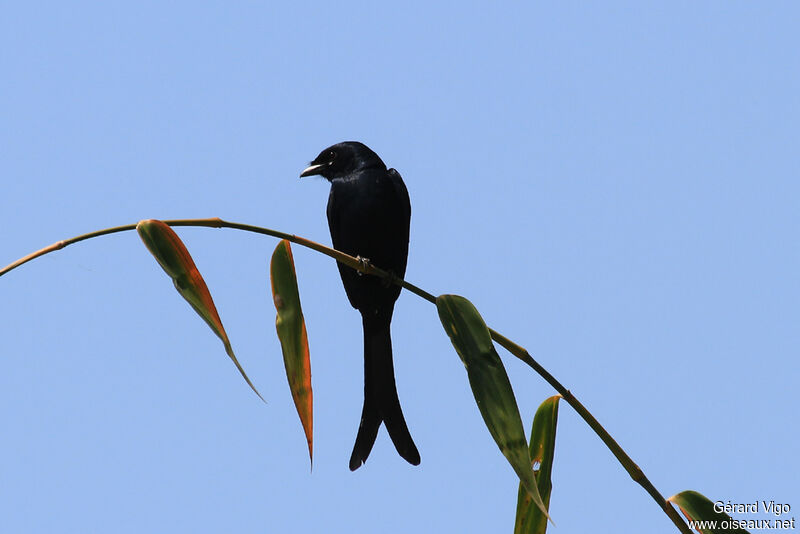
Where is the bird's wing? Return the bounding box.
[326,183,365,310]
[387,168,411,222]
[385,168,411,278]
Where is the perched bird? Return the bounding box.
[300,141,420,470]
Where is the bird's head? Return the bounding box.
[300,141,385,181]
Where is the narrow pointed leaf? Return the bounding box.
[270,240,313,464]
[436,294,550,521]
[136,219,263,401]
[669,490,751,533]
[514,395,561,534]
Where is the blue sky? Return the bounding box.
[1,2,797,533]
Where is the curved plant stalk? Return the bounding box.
[0,217,691,534]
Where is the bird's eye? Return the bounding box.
[328,151,336,160]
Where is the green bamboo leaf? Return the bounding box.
[514,395,560,534]
[136,219,263,401]
[436,294,550,522]
[669,491,751,533]
[270,240,313,464]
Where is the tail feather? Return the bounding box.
[349,312,420,471]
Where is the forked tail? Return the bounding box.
[349,312,420,470]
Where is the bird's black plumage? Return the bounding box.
[301,141,419,470]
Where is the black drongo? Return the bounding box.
[300,141,420,470]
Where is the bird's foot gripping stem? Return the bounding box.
[355,256,371,276]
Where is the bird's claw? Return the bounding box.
[355,256,371,276]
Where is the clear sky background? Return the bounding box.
[1,2,797,533]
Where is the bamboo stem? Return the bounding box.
[1,218,691,533]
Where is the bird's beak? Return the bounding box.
[299,163,327,178]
